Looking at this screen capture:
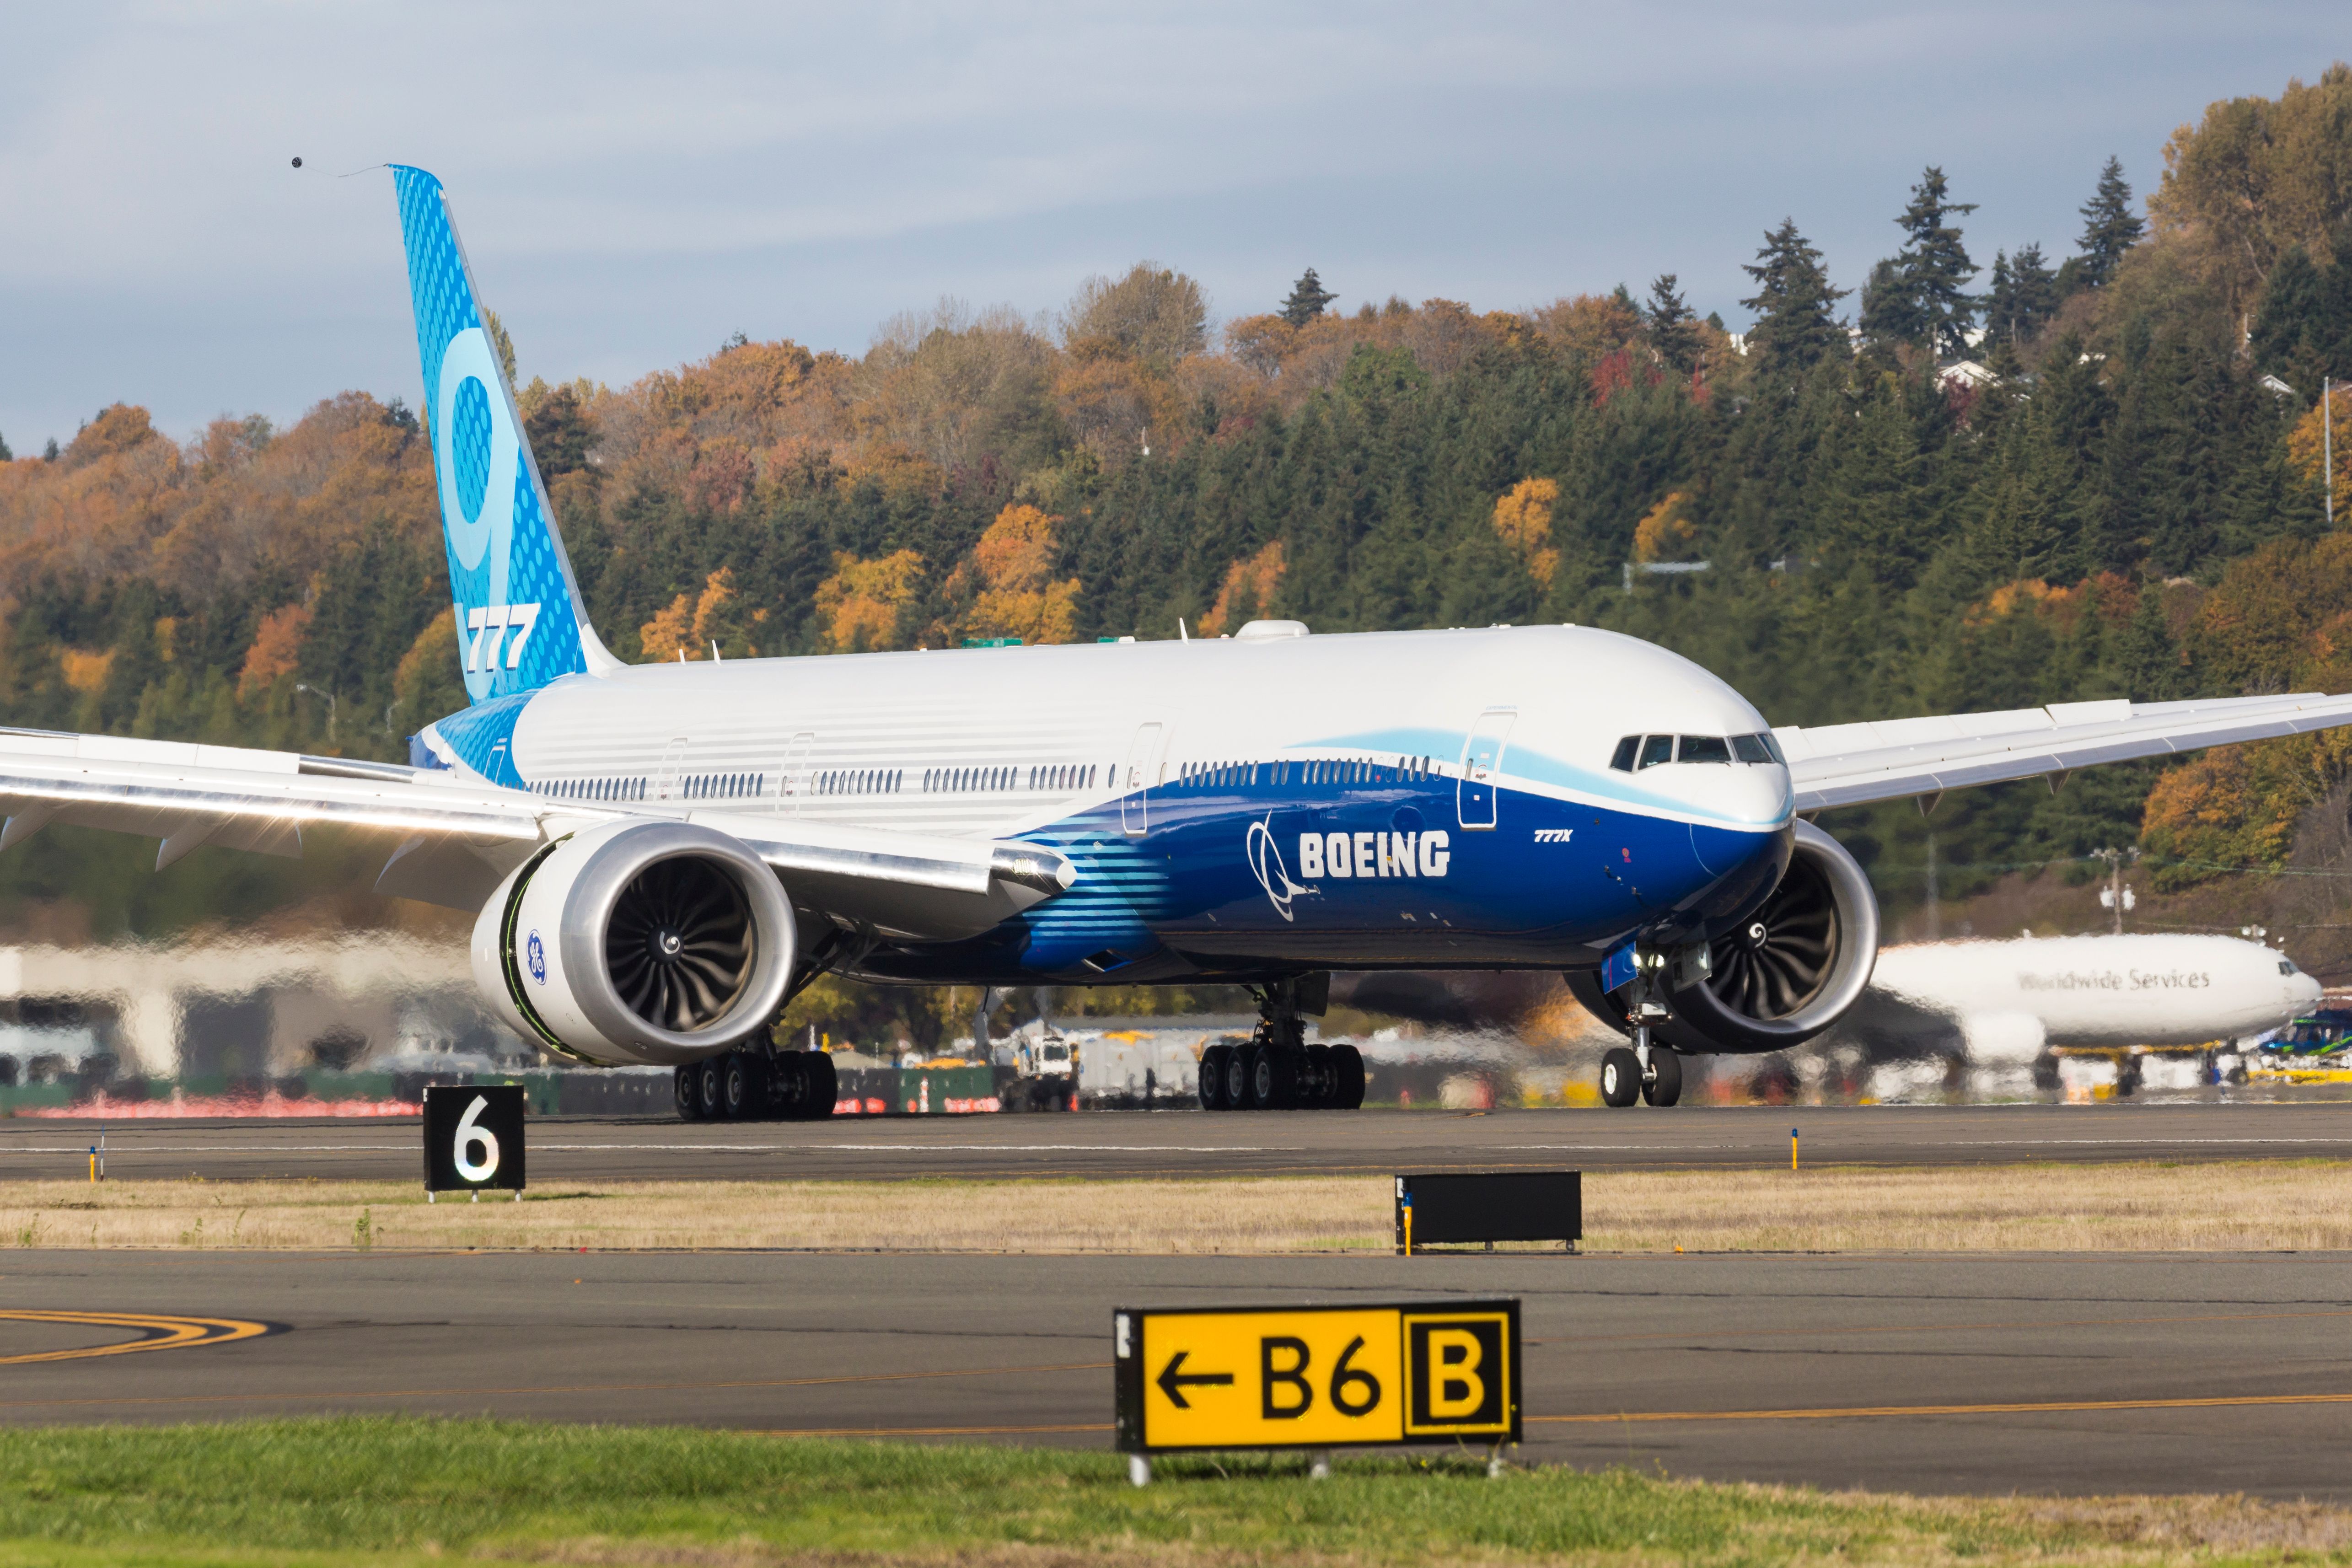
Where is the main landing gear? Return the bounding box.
[1199,976,1365,1112]
[676,1044,838,1121]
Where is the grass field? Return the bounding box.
[7,1160,2352,1252]
[1,1417,2349,1567]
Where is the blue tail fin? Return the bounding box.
[391,166,615,703]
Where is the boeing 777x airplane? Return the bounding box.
[6,167,2350,1118]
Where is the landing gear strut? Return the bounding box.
[1200,975,1363,1111]
[676,1042,838,1122]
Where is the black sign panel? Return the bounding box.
[1396,1171,1579,1251]
[422,1084,526,1194]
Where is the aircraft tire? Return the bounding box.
[720,1053,757,1120]
[1223,1047,1251,1110]
[1642,1049,1683,1107]
[674,1063,705,1121]
[1600,1047,1640,1108]
[800,1050,838,1120]
[1304,1043,1331,1106]
[698,1058,727,1121]
[1333,1044,1365,1110]
[1250,1045,1298,1111]
[1199,1045,1230,1110]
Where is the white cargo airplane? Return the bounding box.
[7,166,2352,1118]
[1862,933,2322,1064]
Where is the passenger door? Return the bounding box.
[654,736,689,802]
[777,731,815,813]
[1456,708,1515,830]
[1120,722,1164,837]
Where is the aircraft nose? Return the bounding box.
[2292,971,2325,1007]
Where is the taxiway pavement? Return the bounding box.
[6,1248,2349,1498]
[3,1101,2350,1182]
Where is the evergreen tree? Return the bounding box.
[0,430,10,462]
[2250,231,2352,394]
[1984,242,2059,347]
[1740,219,1849,377]
[1644,273,1702,375]
[1280,268,1337,328]
[2075,156,2145,291]
[1878,166,1980,358]
[41,438,57,462]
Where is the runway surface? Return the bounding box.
[7,1247,2352,1498]
[4,1101,2352,1182]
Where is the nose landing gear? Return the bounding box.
[1595,949,1685,1108]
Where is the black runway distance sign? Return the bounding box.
[422,1084,526,1195]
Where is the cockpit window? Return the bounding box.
[2282,960,2299,976]
[1616,732,1784,771]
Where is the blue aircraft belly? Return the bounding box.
[857,778,1779,986]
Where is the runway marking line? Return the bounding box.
[0,1358,1112,1410]
[1537,1391,2352,1425]
[0,1310,275,1365]
[748,1422,1114,1437]
[1536,1306,2352,1348]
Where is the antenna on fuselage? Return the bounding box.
[1179,618,1189,642]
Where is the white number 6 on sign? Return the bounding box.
[454,1094,500,1181]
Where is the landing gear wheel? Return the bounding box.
[1332,1044,1365,1110]
[721,1053,758,1119]
[698,1057,727,1120]
[1223,1047,1250,1110]
[800,1050,838,1120]
[1641,1048,1683,1107]
[1600,1047,1641,1107]
[1305,1043,1332,1106]
[674,1063,706,1121]
[1199,1045,1231,1111]
[1250,1046,1298,1111]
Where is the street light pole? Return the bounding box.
[295,683,338,745]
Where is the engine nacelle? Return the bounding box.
[1571,819,1880,1054]
[471,821,796,1066]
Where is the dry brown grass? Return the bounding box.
[3,1161,2350,1253]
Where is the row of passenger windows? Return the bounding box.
[532,752,1462,803]
[542,776,645,801]
[821,769,902,795]
[1608,732,1784,771]
[1180,757,1443,789]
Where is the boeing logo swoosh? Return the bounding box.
[1247,817,1314,922]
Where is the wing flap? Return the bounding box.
[0,730,1076,940]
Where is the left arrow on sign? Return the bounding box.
[1155,1350,1235,1409]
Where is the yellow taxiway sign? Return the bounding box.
[1114,1300,1520,1452]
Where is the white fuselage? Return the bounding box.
[1868,934,2321,1062]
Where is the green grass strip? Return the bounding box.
[0,1416,2318,1567]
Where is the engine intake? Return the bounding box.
[471,821,796,1066]
[1571,819,1880,1054]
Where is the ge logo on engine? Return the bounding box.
[526,929,547,984]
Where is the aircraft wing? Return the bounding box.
[0,727,1069,940]
[1777,693,2352,813]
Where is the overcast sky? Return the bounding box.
[0,3,2341,453]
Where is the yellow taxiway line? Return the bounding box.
[0,1310,274,1365]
